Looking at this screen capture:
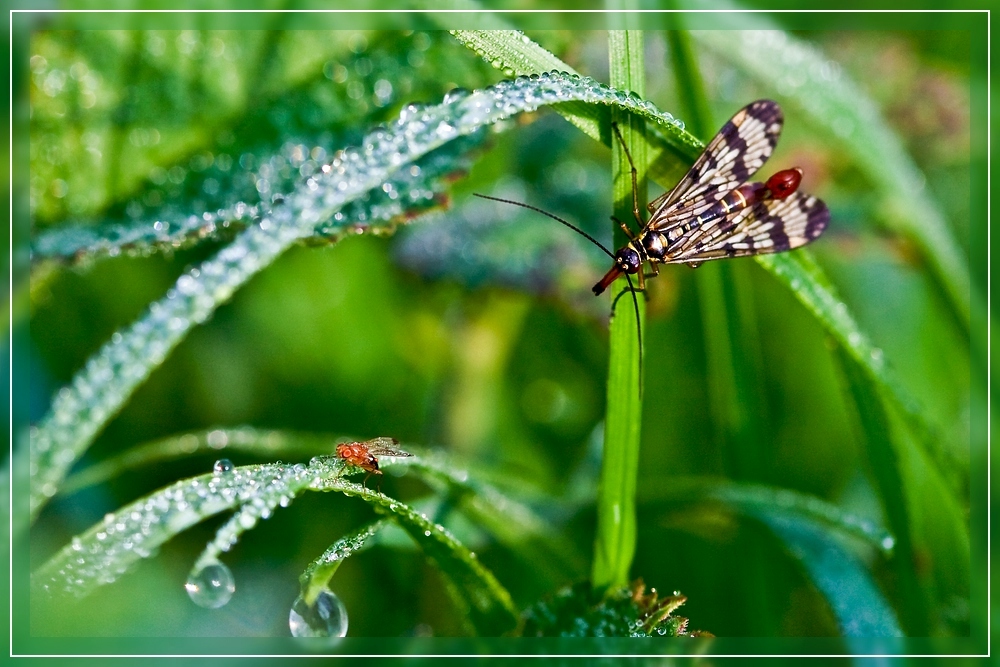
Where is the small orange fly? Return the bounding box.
[335,437,412,493]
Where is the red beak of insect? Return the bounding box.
[593,265,623,295]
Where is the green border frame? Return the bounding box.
[10,6,989,659]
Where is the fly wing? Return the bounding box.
[364,437,412,458]
[646,100,783,227]
[667,191,830,262]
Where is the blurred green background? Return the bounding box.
[16,9,984,654]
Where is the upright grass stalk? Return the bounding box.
[666,26,777,634]
[592,30,647,592]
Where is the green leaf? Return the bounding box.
[449,28,702,186]
[760,511,903,638]
[521,579,707,637]
[30,133,486,269]
[60,427,332,495]
[299,519,387,606]
[310,475,519,635]
[648,478,902,637]
[833,345,930,634]
[61,427,584,581]
[646,478,896,553]
[33,460,329,599]
[667,27,779,634]
[36,452,518,635]
[664,27,713,142]
[756,251,965,495]
[646,477,902,635]
[592,29,646,592]
[399,450,587,581]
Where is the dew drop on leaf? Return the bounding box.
[185,560,235,608]
[289,589,349,638]
[213,458,234,474]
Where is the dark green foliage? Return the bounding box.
[521,580,708,638]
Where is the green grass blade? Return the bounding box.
[311,477,519,635]
[59,427,333,494]
[30,132,485,269]
[646,476,903,636]
[645,478,897,552]
[448,29,593,147]
[591,29,646,593]
[667,27,778,633]
[664,26,713,142]
[449,28,702,185]
[38,453,518,635]
[300,520,387,606]
[60,427,583,583]
[665,28,772,484]
[401,452,587,582]
[33,461,325,599]
[833,346,930,635]
[760,511,903,638]
[757,251,965,495]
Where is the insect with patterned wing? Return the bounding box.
[335,437,412,493]
[476,99,829,369]
[592,99,829,295]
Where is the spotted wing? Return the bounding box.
[646,100,784,228]
[667,191,829,262]
[364,437,412,458]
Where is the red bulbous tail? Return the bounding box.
[593,265,623,295]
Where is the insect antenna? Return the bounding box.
[473,193,615,259]
[623,272,643,390]
[476,192,644,390]
[607,274,644,394]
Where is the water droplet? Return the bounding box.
[213,458,234,474]
[185,561,235,608]
[289,589,349,638]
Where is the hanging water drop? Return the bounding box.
[213,458,234,474]
[289,588,349,638]
[185,560,235,608]
[443,87,470,104]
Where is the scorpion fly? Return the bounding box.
[592,100,829,294]
[476,99,829,369]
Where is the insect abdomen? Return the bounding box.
[695,183,764,227]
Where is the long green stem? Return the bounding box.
[592,30,646,592]
[667,25,777,635]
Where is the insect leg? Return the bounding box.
[623,272,644,392]
[611,122,644,230]
[611,215,637,242]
